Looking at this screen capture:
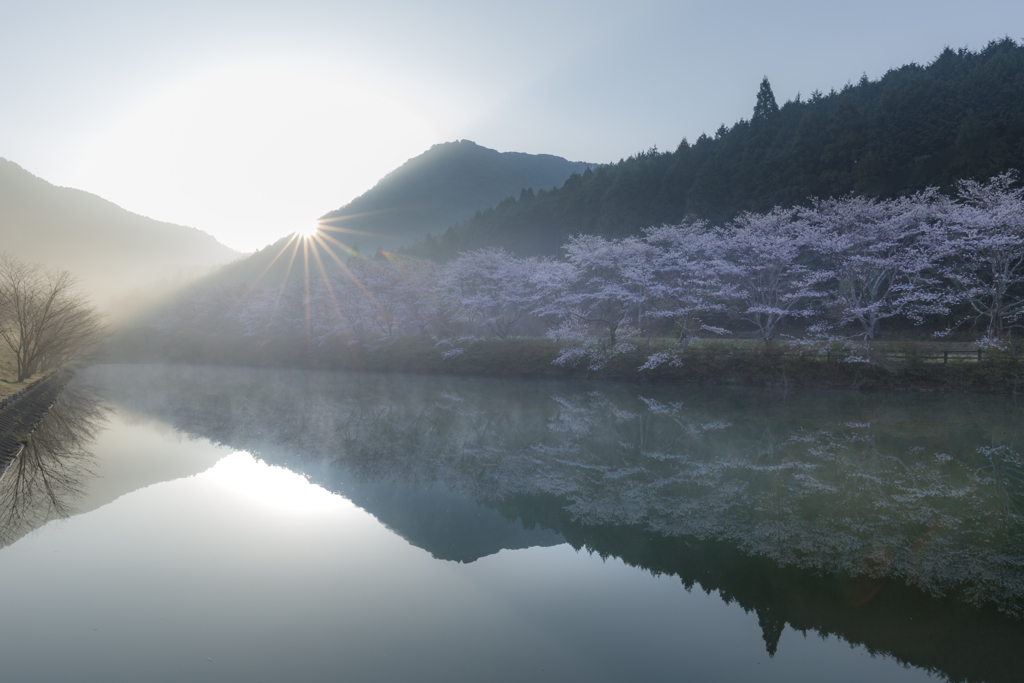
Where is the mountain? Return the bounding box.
[0,158,241,307]
[142,140,594,297]
[411,38,1024,259]
[161,231,331,299]
[319,139,594,246]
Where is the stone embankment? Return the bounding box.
[0,370,74,471]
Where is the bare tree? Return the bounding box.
[0,254,105,382]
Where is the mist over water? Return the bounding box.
[0,365,1013,681]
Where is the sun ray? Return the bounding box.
[311,233,373,295]
[319,224,388,239]
[303,238,312,344]
[310,233,386,314]
[318,210,401,239]
[319,208,398,224]
[245,232,300,297]
[307,235,346,329]
[258,237,302,347]
[317,230,365,258]
[277,237,302,290]
[319,206,395,223]
[377,249,406,276]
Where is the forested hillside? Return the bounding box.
[0,158,240,307]
[320,140,593,246]
[413,39,1024,259]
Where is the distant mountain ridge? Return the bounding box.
[320,140,594,246]
[171,140,595,296]
[410,38,1024,258]
[0,157,241,307]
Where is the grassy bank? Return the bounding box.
[104,326,1024,393]
[0,347,43,400]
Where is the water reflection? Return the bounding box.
[84,365,1024,682]
[0,385,106,547]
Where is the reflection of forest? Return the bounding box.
[88,365,1024,681]
[0,385,105,548]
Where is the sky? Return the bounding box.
[2,0,1022,252]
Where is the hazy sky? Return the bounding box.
[2,1,1022,252]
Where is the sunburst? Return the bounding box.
[239,219,392,349]
[297,223,321,238]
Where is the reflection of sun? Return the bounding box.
[205,452,349,513]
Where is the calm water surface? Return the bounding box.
[0,364,1021,682]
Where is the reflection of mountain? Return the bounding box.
[308,469,561,563]
[0,157,241,306]
[192,420,563,564]
[86,365,1024,680]
[0,385,106,548]
[503,497,1023,683]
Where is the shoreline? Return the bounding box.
[101,331,1024,394]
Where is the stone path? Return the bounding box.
[0,369,73,472]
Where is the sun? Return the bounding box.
[297,223,321,238]
[72,62,438,252]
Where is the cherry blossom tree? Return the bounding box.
[559,234,655,348]
[329,267,378,344]
[536,235,664,368]
[236,286,282,342]
[142,170,1024,362]
[527,258,578,333]
[164,282,249,338]
[236,280,329,345]
[803,192,951,340]
[933,172,1024,341]
[443,249,537,338]
[643,221,729,340]
[635,222,730,369]
[719,208,818,346]
[391,256,450,337]
[346,258,404,339]
[344,256,448,340]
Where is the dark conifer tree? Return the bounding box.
[752,77,779,124]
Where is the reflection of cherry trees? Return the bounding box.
[92,365,1024,617]
[159,172,1024,365]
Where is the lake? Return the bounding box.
[1,364,1021,682]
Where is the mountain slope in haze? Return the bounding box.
[0,158,241,306]
[172,231,327,297]
[413,38,1024,258]
[320,140,594,246]
[165,140,595,296]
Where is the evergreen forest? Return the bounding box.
[320,140,593,245]
[411,39,1024,259]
